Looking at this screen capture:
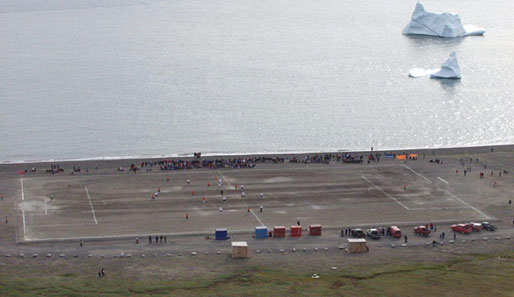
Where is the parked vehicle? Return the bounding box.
[466,222,482,232]
[414,226,431,236]
[366,228,381,240]
[481,222,497,231]
[388,226,402,238]
[351,228,366,238]
[451,224,473,234]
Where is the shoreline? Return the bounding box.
[1,143,513,166]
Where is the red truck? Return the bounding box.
[388,226,402,238]
[414,226,431,236]
[451,224,473,234]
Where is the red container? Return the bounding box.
[290,226,302,237]
[273,226,286,238]
[309,224,321,236]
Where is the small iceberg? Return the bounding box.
[403,2,485,38]
[408,67,439,78]
[408,52,461,79]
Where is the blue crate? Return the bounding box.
[215,228,228,240]
[255,226,268,239]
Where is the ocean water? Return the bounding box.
[1,0,513,162]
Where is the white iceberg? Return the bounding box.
[430,51,461,79]
[408,51,461,79]
[403,2,485,38]
[408,67,439,78]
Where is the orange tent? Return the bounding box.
[396,155,407,160]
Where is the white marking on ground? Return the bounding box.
[84,186,98,224]
[20,178,24,201]
[22,210,26,238]
[437,177,449,184]
[310,205,323,210]
[401,164,491,220]
[20,178,26,240]
[402,164,431,183]
[362,176,410,210]
[409,206,469,210]
[443,190,491,220]
[263,177,293,183]
[275,210,286,214]
[218,170,265,226]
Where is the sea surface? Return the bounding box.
[1,0,513,162]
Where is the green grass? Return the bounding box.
[1,252,513,297]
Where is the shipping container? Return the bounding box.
[290,226,302,237]
[273,226,286,238]
[215,228,228,240]
[255,226,268,239]
[309,224,322,236]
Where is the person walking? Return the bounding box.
[260,205,263,212]
[404,235,408,243]
[453,233,456,240]
[148,235,152,244]
[185,213,189,220]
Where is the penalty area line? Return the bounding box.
[437,177,449,184]
[85,186,98,224]
[217,170,265,226]
[362,175,410,210]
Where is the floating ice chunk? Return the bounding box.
[408,52,461,79]
[408,67,439,78]
[430,52,461,79]
[403,2,485,38]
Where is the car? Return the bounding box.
[366,228,381,240]
[451,224,473,234]
[388,225,402,238]
[414,226,431,236]
[351,228,366,238]
[481,222,497,231]
[466,222,482,232]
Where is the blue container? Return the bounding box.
[255,226,268,239]
[215,228,228,240]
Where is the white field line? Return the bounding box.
[20,178,26,239]
[84,186,98,224]
[409,206,469,210]
[22,210,26,237]
[22,163,402,182]
[23,229,255,242]
[443,190,491,220]
[43,196,47,215]
[362,176,410,210]
[218,170,265,226]
[401,164,491,220]
[20,178,24,200]
[437,177,449,184]
[402,164,431,183]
